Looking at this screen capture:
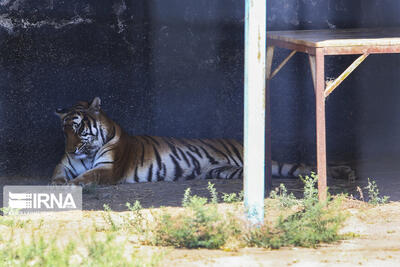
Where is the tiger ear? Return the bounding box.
[90,97,101,112]
[55,108,68,118]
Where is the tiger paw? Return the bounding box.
[68,177,90,186]
[51,178,68,185]
[68,180,81,186]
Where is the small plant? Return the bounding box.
[274,195,345,248]
[182,187,192,206]
[300,172,320,208]
[365,178,389,205]
[0,215,16,227]
[0,207,19,216]
[84,233,163,266]
[207,182,219,204]
[0,207,28,228]
[84,233,129,266]
[102,204,120,231]
[1,235,77,267]
[244,224,283,249]
[269,184,298,208]
[125,201,144,232]
[245,173,346,248]
[1,231,162,267]
[222,191,244,203]
[124,200,153,243]
[152,187,229,249]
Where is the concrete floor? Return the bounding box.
[1,157,399,210]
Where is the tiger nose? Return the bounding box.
[66,144,81,154]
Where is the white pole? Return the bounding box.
[244,0,266,224]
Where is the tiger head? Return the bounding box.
[55,97,111,159]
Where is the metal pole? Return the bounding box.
[265,46,274,195]
[315,48,327,201]
[244,0,266,224]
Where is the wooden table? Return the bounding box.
[266,28,400,200]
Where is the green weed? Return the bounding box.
[152,187,229,249]
[1,235,76,267]
[102,204,120,232]
[365,178,389,205]
[222,191,244,203]
[244,173,346,248]
[0,231,162,267]
[0,208,29,228]
[124,201,153,243]
[269,183,298,208]
[124,201,145,233]
[207,182,219,204]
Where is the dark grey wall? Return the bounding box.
[0,0,153,176]
[1,0,400,178]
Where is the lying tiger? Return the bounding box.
[51,97,356,185]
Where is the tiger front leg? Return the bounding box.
[68,167,115,185]
[51,177,68,185]
[51,164,69,185]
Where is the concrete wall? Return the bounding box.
[1,0,400,178]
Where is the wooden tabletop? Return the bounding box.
[267,28,400,48]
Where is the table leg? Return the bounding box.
[315,48,327,201]
[265,46,274,194]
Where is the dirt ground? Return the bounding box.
[160,202,400,267]
[1,175,400,266]
[1,197,400,266]
[2,157,400,266]
[162,200,400,266]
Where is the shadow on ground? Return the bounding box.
[1,158,399,211]
[0,176,362,211]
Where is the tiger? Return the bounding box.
[51,97,356,185]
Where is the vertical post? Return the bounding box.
[244,0,266,224]
[265,46,274,194]
[315,48,327,201]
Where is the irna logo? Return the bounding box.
[8,192,77,209]
[3,186,82,214]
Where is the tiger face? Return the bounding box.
[55,98,104,159]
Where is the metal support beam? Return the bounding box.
[269,50,297,80]
[266,46,275,80]
[244,0,266,224]
[265,46,274,194]
[324,53,369,97]
[308,55,316,93]
[314,48,327,201]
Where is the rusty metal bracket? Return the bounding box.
[308,55,316,93]
[268,50,297,80]
[324,53,369,97]
[266,46,275,80]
